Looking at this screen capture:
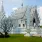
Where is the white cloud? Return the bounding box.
[38,7,42,19]
[12,7,17,11]
[38,7,42,25]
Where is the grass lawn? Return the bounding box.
[0,34,42,42]
[40,26,42,28]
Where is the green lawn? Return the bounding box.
[40,26,42,28]
[0,34,42,42]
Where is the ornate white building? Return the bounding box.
[0,1,40,36]
[11,6,40,35]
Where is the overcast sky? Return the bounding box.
[0,0,42,25]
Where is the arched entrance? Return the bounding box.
[33,18,36,27]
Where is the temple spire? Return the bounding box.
[21,3,23,7]
[1,0,5,14]
[21,0,23,8]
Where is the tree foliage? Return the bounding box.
[0,17,13,36]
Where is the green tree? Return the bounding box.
[1,17,13,37]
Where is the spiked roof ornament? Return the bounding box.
[21,0,23,8]
[1,0,5,14]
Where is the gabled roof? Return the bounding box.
[11,6,28,19]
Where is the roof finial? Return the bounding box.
[21,0,23,8]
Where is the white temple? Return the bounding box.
[0,1,41,36]
[11,5,40,36]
